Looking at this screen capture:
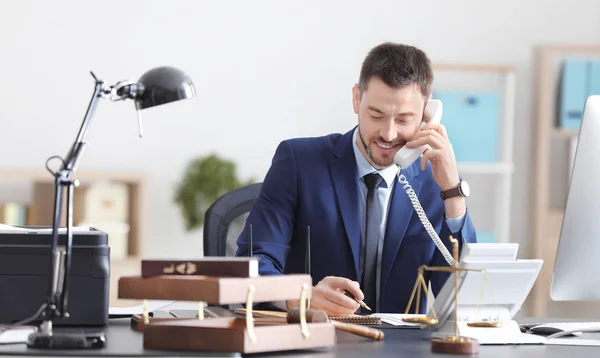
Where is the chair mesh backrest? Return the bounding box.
[203,183,262,257]
[225,212,250,257]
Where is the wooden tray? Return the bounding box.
[130,314,187,332]
[143,317,336,354]
[131,307,237,331]
[118,274,312,304]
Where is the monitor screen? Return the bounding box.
[551,95,600,301]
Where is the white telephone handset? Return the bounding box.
[393,99,455,265]
[393,99,443,169]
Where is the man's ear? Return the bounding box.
[422,98,430,123]
[352,84,360,114]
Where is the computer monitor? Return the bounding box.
[551,95,600,301]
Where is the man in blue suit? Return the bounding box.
[236,42,477,316]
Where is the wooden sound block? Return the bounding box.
[143,317,336,354]
[431,337,480,355]
[118,274,312,304]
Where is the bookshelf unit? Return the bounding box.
[0,169,148,307]
[432,63,516,245]
[529,45,600,318]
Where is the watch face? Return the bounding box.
[460,180,471,197]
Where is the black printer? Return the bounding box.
[0,227,110,326]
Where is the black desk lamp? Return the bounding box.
[24,67,196,349]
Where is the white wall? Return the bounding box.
[0,0,599,260]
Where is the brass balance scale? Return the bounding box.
[402,236,502,354]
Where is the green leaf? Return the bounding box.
[173,153,251,232]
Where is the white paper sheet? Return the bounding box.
[109,300,176,317]
[30,226,93,233]
[0,326,37,344]
[0,224,31,232]
[370,313,426,327]
[0,224,92,233]
[546,338,600,346]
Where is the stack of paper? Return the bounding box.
[0,325,37,344]
[370,314,425,327]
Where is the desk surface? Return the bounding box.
[1,316,599,358]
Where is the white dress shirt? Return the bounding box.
[351,127,465,250]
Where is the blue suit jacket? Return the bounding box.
[236,127,477,313]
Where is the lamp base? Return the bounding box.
[26,332,106,349]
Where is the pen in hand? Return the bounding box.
[343,289,371,312]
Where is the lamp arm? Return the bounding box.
[63,76,107,173]
[43,74,108,321]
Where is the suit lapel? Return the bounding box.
[381,164,422,289]
[329,129,361,278]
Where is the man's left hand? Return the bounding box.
[405,123,466,219]
[405,123,459,191]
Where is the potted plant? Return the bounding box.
[174,153,250,231]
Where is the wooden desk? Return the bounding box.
[1,315,600,357]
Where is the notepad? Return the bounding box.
[235,309,382,325]
[329,314,381,325]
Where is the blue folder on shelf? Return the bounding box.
[476,231,495,243]
[560,59,589,130]
[433,90,500,162]
[559,59,600,130]
[591,61,600,100]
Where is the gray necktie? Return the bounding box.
[361,172,383,312]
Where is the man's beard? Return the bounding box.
[358,129,397,168]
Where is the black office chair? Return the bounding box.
[203,181,289,312]
[203,182,262,257]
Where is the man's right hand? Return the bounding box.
[287,276,363,316]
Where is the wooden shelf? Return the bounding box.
[0,169,148,257]
[0,169,149,309]
[433,63,516,73]
[551,128,579,138]
[457,162,514,174]
[529,44,600,318]
[538,44,600,53]
[431,63,516,244]
[110,257,142,307]
[0,169,146,182]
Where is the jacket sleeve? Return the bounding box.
[235,140,298,277]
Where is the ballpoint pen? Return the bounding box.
[344,289,371,312]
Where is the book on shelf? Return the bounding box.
[0,202,28,226]
[141,257,260,278]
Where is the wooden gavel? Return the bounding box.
[287,308,384,341]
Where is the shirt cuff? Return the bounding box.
[445,213,466,233]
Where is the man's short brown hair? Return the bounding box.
[359,42,433,98]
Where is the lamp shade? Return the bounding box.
[135,66,196,110]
